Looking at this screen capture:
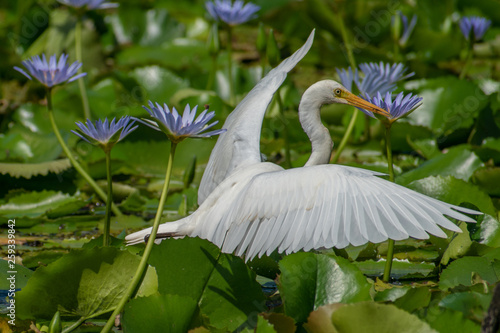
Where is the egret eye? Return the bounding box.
[334,88,342,96]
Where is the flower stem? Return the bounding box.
[46,89,122,217]
[62,316,87,333]
[206,55,217,91]
[459,40,473,80]
[227,26,234,104]
[75,17,91,120]
[103,150,112,246]
[332,10,359,164]
[276,89,291,168]
[383,126,395,282]
[331,108,358,163]
[101,142,177,333]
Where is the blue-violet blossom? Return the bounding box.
[14,54,86,88]
[57,0,118,9]
[206,0,260,25]
[394,11,417,47]
[459,16,491,41]
[72,117,137,150]
[138,102,226,143]
[336,62,413,99]
[361,91,423,122]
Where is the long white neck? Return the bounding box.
[298,83,334,166]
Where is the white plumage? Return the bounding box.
[126,30,479,260]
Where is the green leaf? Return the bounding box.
[353,259,436,279]
[407,175,496,217]
[0,259,34,290]
[0,190,82,219]
[16,247,156,320]
[396,146,483,186]
[424,306,481,333]
[122,294,197,333]
[470,214,500,248]
[439,256,499,290]
[279,252,371,324]
[0,159,71,179]
[406,77,488,135]
[472,166,500,196]
[441,221,472,265]
[439,291,491,317]
[329,302,437,333]
[255,316,278,333]
[148,237,265,331]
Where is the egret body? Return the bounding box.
[126,31,478,260]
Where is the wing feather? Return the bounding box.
[192,164,480,260]
[198,30,316,204]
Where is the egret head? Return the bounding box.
[323,80,390,117]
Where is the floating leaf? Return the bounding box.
[396,145,483,186]
[328,302,437,333]
[424,306,481,333]
[148,237,265,331]
[441,222,472,265]
[0,190,83,219]
[353,259,435,279]
[16,247,157,320]
[472,166,500,196]
[0,159,71,179]
[0,259,34,290]
[439,256,499,290]
[407,175,496,217]
[122,294,197,333]
[406,77,488,135]
[278,252,371,324]
[304,304,342,333]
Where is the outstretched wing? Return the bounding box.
[195,164,479,260]
[198,30,315,205]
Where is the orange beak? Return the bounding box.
[343,92,390,117]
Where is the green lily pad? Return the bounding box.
[424,306,481,333]
[0,259,34,290]
[148,237,265,331]
[306,301,437,333]
[353,259,436,279]
[0,190,83,219]
[439,256,499,290]
[122,294,197,333]
[279,252,372,324]
[16,247,157,320]
[472,166,500,196]
[406,77,488,135]
[396,145,483,186]
[407,175,495,217]
[0,159,71,179]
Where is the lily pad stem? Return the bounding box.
[62,316,86,333]
[383,125,395,282]
[331,11,358,164]
[46,89,122,217]
[104,150,112,246]
[101,142,177,333]
[75,16,91,120]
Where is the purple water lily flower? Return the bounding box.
[336,62,413,98]
[72,117,137,150]
[206,0,260,25]
[361,91,423,121]
[397,12,417,47]
[14,54,86,88]
[459,16,491,41]
[138,102,226,143]
[57,0,118,10]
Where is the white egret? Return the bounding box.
[126,30,479,259]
